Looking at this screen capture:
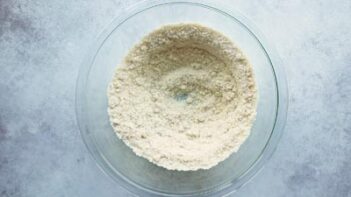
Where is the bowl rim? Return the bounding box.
[75,0,289,196]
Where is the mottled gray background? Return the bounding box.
[0,0,350,196]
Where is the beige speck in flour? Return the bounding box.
[107,23,257,171]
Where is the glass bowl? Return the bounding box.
[76,0,288,196]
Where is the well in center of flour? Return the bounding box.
[107,23,257,171]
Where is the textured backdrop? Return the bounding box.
[0,0,350,196]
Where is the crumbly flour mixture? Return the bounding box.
[108,24,257,171]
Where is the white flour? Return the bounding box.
[108,24,257,171]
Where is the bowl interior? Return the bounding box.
[79,2,278,196]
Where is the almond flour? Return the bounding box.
[107,23,257,171]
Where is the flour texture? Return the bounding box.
[107,23,257,171]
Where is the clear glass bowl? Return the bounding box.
[76,0,288,196]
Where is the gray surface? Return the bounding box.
[0,0,350,196]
